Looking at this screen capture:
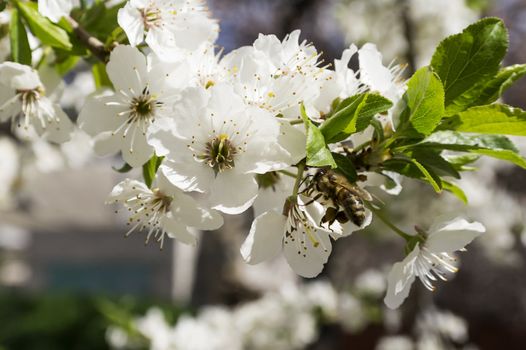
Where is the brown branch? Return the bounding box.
[66,16,109,63]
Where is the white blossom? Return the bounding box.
[0,62,73,143]
[79,45,186,167]
[384,216,485,309]
[38,0,75,23]
[107,171,223,248]
[118,0,218,61]
[241,194,369,278]
[149,84,284,214]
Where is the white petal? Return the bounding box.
[78,93,127,136]
[117,3,145,47]
[160,160,213,193]
[384,245,420,309]
[283,226,332,278]
[358,43,392,93]
[38,0,73,22]
[167,181,224,231]
[240,210,286,264]
[122,127,154,168]
[161,216,198,247]
[92,131,123,157]
[0,62,41,90]
[107,178,148,202]
[43,104,73,143]
[106,45,148,93]
[209,172,258,215]
[426,217,485,254]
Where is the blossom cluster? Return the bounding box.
[2,0,524,310]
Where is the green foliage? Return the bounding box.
[92,62,112,89]
[332,153,358,182]
[301,105,336,168]
[9,8,32,65]
[417,131,526,169]
[441,104,526,136]
[320,93,392,143]
[431,17,508,113]
[396,66,445,137]
[448,64,526,113]
[16,1,72,51]
[142,155,164,188]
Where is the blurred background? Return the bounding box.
[1,0,526,349]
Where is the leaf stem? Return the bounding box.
[65,16,109,62]
[366,203,412,241]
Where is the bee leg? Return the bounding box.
[301,192,323,207]
[321,207,339,230]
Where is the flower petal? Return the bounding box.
[384,245,420,309]
[117,3,145,47]
[240,210,286,264]
[427,217,485,254]
[106,45,148,93]
[209,172,258,215]
[161,216,198,247]
[283,226,332,278]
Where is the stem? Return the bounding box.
[291,160,306,197]
[278,170,297,178]
[66,16,108,63]
[366,203,412,241]
[290,119,304,125]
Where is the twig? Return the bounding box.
[66,16,109,63]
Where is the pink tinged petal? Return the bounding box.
[42,104,73,143]
[384,245,420,309]
[160,160,213,193]
[78,93,128,136]
[161,216,198,247]
[122,127,154,168]
[117,4,145,47]
[241,210,286,264]
[426,218,485,254]
[106,45,148,93]
[209,172,258,215]
[283,225,332,278]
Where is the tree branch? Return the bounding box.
[66,16,109,63]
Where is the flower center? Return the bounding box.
[140,7,162,29]
[151,188,173,213]
[202,134,237,174]
[129,92,158,123]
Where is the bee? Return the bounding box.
[305,169,372,228]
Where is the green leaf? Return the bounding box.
[301,104,336,168]
[410,158,442,192]
[397,66,445,136]
[332,153,358,182]
[446,64,526,115]
[17,1,72,50]
[382,157,442,192]
[142,155,164,188]
[320,93,392,143]
[431,18,508,109]
[9,8,32,65]
[410,148,460,179]
[418,131,526,169]
[441,104,526,136]
[92,62,112,89]
[112,162,133,173]
[442,181,468,204]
